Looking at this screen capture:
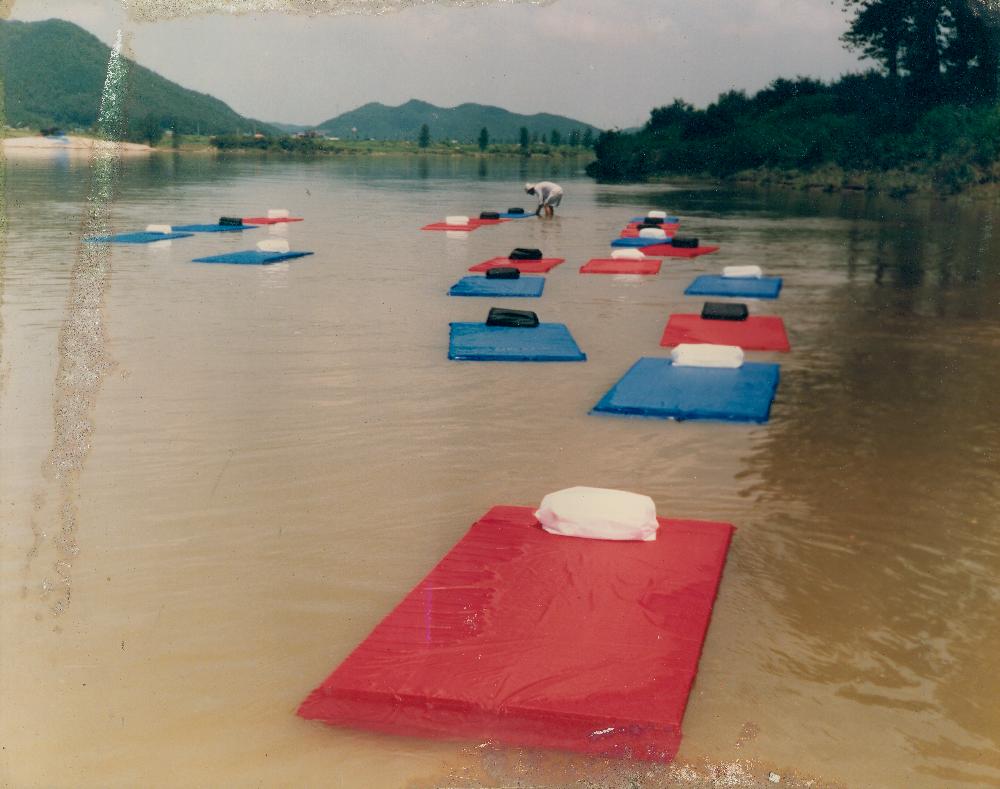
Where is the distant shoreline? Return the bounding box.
[2,130,596,161]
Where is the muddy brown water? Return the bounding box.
[1,154,998,788]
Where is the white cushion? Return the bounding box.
[145,224,172,234]
[638,227,667,239]
[723,265,763,278]
[671,343,744,368]
[535,486,659,542]
[611,248,645,260]
[267,208,290,218]
[445,215,470,225]
[647,210,667,219]
[256,239,290,253]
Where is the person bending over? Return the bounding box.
[525,181,563,218]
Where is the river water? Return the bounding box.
[1,153,998,788]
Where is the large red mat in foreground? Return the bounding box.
[580,258,662,275]
[298,505,734,762]
[469,257,565,273]
[660,314,790,351]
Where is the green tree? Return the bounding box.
[519,126,529,150]
[478,127,489,150]
[550,129,562,146]
[582,128,594,148]
[842,0,1000,101]
[130,113,163,146]
[568,129,581,147]
[418,123,430,148]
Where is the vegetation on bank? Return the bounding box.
[207,134,595,158]
[588,0,1000,195]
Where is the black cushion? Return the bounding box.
[479,211,501,220]
[637,222,663,230]
[641,216,664,225]
[509,247,542,260]
[219,216,243,226]
[701,302,749,321]
[485,267,520,279]
[672,236,699,248]
[486,307,539,328]
[506,207,526,214]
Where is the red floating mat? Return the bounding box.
[580,258,662,275]
[422,222,481,232]
[243,216,304,225]
[298,505,734,762]
[639,243,720,258]
[660,314,790,351]
[469,257,565,273]
[622,223,680,237]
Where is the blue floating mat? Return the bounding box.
[448,276,545,298]
[449,323,586,362]
[611,237,672,248]
[191,250,313,265]
[499,212,536,219]
[172,224,256,233]
[86,231,194,244]
[630,216,680,224]
[684,275,783,299]
[593,357,780,423]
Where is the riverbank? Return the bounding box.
[645,161,1000,200]
[204,134,595,159]
[2,134,154,155]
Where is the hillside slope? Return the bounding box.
[0,18,271,136]
[316,99,600,142]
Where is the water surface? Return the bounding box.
[1,154,998,788]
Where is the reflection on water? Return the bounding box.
[1,154,999,788]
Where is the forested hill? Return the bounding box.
[0,19,272,136]
[316,99,600,143]
[589,0,1000,194]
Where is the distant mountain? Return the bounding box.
[315,99,601,142]
[0,19,273,136]
[267,121,314,135]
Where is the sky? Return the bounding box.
[9,0,868,129]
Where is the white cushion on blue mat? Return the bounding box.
[723,265,762,278]
[145,224,172,234]
[671,343,744,368]
[611,248,646,260]
[647,210,668,219]
[535,486,659,542]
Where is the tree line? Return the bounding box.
[416,122,594,150]
[587,0,1000,192]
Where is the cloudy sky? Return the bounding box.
[9,0,867,128]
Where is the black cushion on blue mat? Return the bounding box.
[509,248,543,260]
[480,211,501,220]
[672,236,699,248]
[507,207,526,214]
[701,302,749,321]
[639,218,664,226]
[486,307,539,328]
[219,216,243,226]
[486,267,521,279]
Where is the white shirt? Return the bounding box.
[532,181,563,206]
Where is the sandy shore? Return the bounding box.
[3,135,153,155]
